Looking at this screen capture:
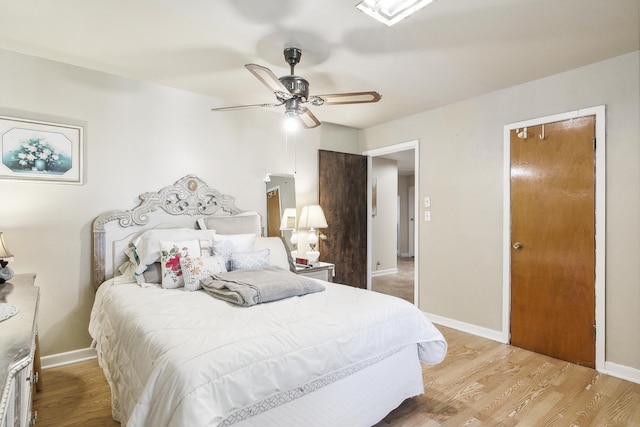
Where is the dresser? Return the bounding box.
[0,274,40,427]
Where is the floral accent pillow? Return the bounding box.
[159,240,201,289]
[180,255,227,291]
[127,229,216,276]
[230,249,271,271]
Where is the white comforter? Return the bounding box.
[89,277,447,427]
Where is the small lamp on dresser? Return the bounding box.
[0,232,14,284]
[298,205,328,265]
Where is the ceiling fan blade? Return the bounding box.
[245,64,292,99]
[211,101,283,112]
[297,108,321,129]
[309,91,382,106]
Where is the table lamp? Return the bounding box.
[0,232,14,284]
[298,205,328,264]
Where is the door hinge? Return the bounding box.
[593,137,596,151]
[593,324,596,341]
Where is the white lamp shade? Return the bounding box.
[298,205,328,229]
[279,208,297,231]
[0,232,13,260]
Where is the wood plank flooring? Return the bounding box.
[33,358,119,427]
[34,326,640,426]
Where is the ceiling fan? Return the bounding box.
[211,47,382,129]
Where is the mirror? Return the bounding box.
[265,174,297,252]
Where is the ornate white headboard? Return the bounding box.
[92,175,245,287]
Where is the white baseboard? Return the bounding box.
[424,312,640,385]
[42,347,96,369]
[371,268,398,277]
[604,361,640,384]
[425,312,508,343]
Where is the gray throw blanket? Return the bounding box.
[200,265,325,306]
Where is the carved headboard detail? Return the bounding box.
[93,175,244,287]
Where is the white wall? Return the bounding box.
[371,157,398,274]
[397,174,414,257]
[0,49,359,356]
[360,51,640,371]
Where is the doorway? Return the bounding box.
[503,106,606,370]
[364,140,419,305]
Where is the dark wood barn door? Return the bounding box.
[319,150,367,288]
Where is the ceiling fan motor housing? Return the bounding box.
[279,75,310,116]
[280,47,309,115]
[278,75,309,100]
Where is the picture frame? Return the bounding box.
[0,115,83,184]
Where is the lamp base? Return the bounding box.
[0,266,14,284]
[306,250,320,264]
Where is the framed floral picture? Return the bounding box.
[0,115,83,184]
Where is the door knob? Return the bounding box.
[512,242,522,249]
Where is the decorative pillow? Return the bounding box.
[180,255,227,291]
[127,228,216,276]
[142,262,162,284]
[159,240,201,289]
[212,233,257,269]
[231,249,270,271]
[253,236,292,271]
[196,212,262,235]
[199,239,213,257]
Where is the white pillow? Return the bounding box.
[231,249,270,270]
[180,255,227,291]
[213,233,257,269]
[196,211,262,235]
[253,236,291,271]
[128,228,216,276]
[159,240,201,289]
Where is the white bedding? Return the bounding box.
[89,277,447,427]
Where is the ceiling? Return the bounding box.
[0,0,638,130]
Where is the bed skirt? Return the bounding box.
[229,344,424,427]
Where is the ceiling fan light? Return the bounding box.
[356,0,434,26]
[285,117,298,131]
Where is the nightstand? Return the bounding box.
[0,273,40,427]
[296,262,335,282]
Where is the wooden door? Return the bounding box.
[510,116,596,368]
[266,187,281,237]
[319,150,367,288]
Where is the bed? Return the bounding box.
[89,174,447,427]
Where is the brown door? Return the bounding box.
[266,187,281,237]
[319,150,367,288]
[510,116,596,368]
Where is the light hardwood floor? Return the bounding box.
[34,326,640,426]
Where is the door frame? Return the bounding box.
[363,140,420,305]
[502,105,606,371]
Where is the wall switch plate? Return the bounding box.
[424,196,431,208]
[425,211,431,221]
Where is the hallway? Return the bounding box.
[371,257,414,303]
